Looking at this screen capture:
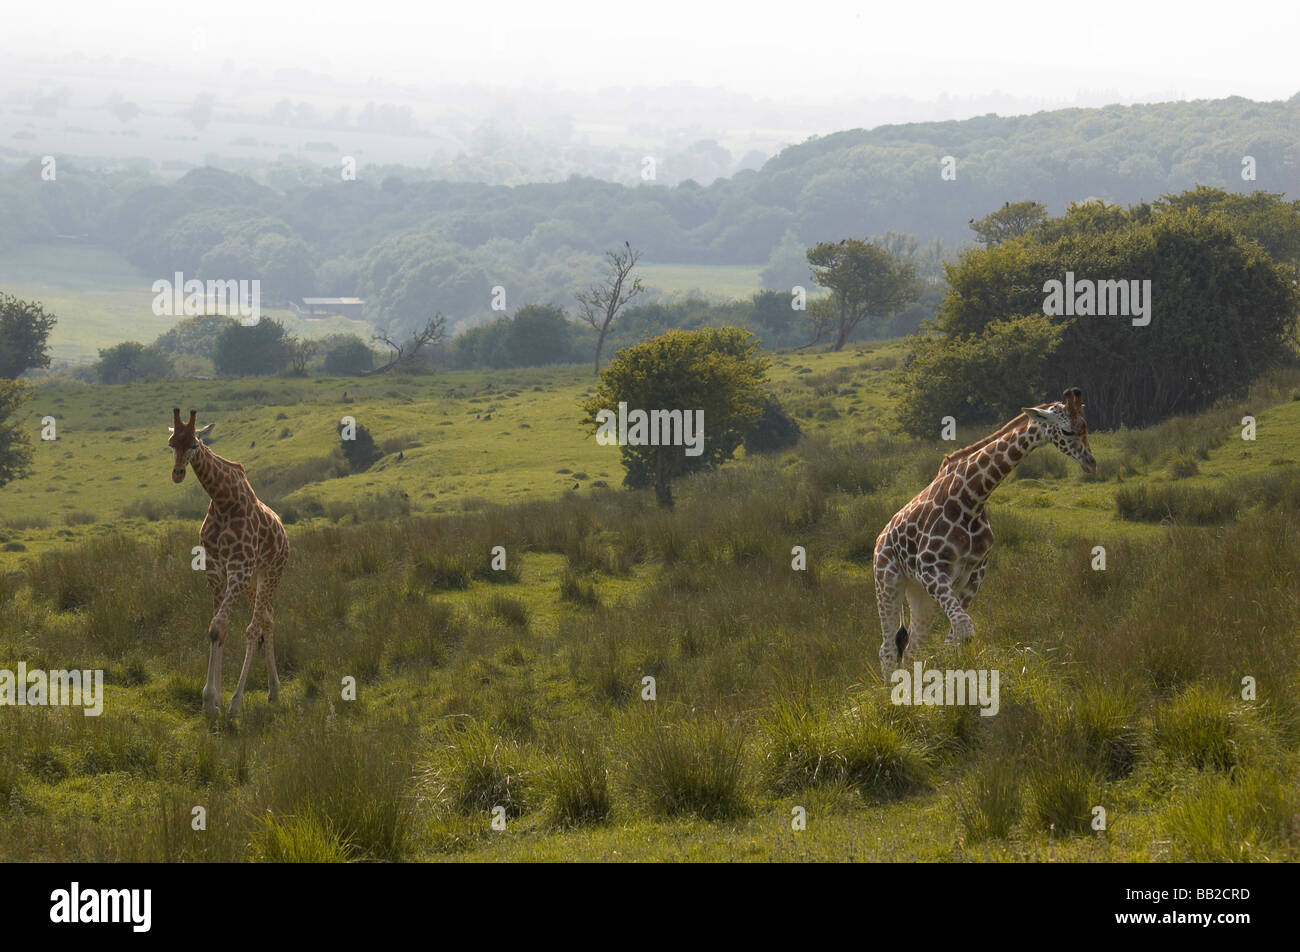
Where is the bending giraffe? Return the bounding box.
[168,408,290,716]
[874,388,1097,675]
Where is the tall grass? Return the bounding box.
[620,710,750,820]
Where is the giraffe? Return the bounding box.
[873,388,1097,676]
[168,408,290,716]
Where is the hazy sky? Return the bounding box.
[6,0,1299,105]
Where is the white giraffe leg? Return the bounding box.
[228,574,262,717]
[205,566,249,716]
[875,557,907,676]
[947,555,989,643]
[919,567,975,646]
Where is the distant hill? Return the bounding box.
[1,96,1296,334]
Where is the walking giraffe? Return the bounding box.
[168,408,290,716]
[874,388,1097,675]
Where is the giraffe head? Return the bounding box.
[1022,387,1097,475]
[167,408,214,483]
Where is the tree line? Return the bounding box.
[1,96,1296,341]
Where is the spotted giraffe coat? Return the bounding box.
[873,390,1097,675]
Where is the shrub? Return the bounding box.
[955,759,1022,842]
[546,741,611,827]
[760,696,930,800]
[622,713,750,820]
[1115,484,1239,525]
[1150,685,1241,771]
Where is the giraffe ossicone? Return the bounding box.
[873,387,1097,677]
[168,407,290,716]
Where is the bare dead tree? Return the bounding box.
[366,314,447,375]
[576,241,644,374]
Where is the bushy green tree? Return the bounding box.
[0,292,56,378]
[0,378,32,487]
[896,314,1063,436]
[581,327,768,506]
[744,394,802,453]
[150,314,239,360]
[806,239,921,350]
[505,304,573,366]
[213,317,292,376]
[339,419,382,471]
[95,341,174,384]
[902,193,1300,430]
[323,336,376,375]
[970,201,1048,246]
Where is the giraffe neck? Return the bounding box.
[943,417,1048,509]
[189,441,252,511]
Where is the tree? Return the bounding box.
[0,293,56,378]
[1153,185,1300,268]
[744,395,802,454]
[970,201,1048,246]
[150,314,239,361]
[0,378,33,487]
[286,337,318,376]
[213,317,292,376]
[806,239,921,350]
[759,227,806,290]
[254,232,317,304]
[895,314,1063,436]
[749,289,799,335]
[581,327,768,507]
[338,420,381,472]
[370,315,446,374]
[907,194,1300,429]
[323,336,376,375]
[95,342,173,384]
[506,304,573,367]
[576,242,645,374]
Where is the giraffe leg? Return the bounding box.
[205,564,225,615]
[262,599,280,704]
[258,551,286,705]
[920,568,975,646]
[947,557,989,643]
[874,555,907,676]
[904,582,940,656]
[204,568,249,716]
[228,574,262,717]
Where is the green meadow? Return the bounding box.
[0,244,375,366]
[1,340,1298,862]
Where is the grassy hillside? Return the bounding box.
[1,346,1298,862]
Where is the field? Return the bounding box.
[636,263,765,301]
[1,343,1299,862]
[0,245,375,366]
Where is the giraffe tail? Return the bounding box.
[895,624,909,659]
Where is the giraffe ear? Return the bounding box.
[167,427,175,435]
[1022,407,1055,424]
[195,423,215,442]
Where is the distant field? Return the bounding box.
[637,263,765,300]
[0,244,375,366]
